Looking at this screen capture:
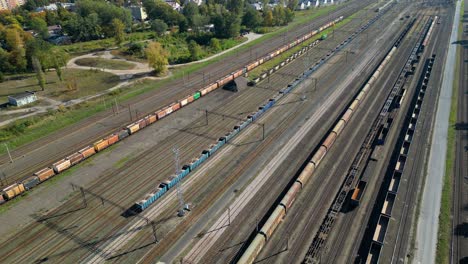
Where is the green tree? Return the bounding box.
[272,5,286,26]
[242,6,262,29]
[210,38,221,52]
[76,0,132,36]
[182,2,199,27]
[287,0,299,11]
[63,13,102,41]
[143,0,184,26]
[151,19,168,36]
[178,17,188,33]
[146,42,168,75]
[28,16,49,39]
[32,56,46,91]
[4,28,27,72]
[112,18,125,45]
[44,10,59,26]
[188,40,202,61]
[227,0,244,17]
[263,9,273,26]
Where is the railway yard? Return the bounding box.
[0,0,464,264]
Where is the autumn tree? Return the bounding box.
[32,56,46,91]
[210,38,221,52]
[146,42,168,75]
[112,18,125,46]
[188,40,202,61]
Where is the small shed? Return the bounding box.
[8,92,37,107]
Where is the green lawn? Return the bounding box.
[0,69,121,102]
[74,58,136,70]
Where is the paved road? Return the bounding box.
[415,1,462,263]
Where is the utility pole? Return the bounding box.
[174,147,187,217]
[80,187,87,208]
[114,98,119,114]
[128,104,132,121]
[4,144,13,163]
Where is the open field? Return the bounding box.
[74,58,136,70]
[0,69,120,102]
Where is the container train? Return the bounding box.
[0,16,344,205]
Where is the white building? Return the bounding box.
[128,5,148,21]
[165,0,181,11]
[250,2,262,11]
[8,92,37,107]
[298,0,311,10]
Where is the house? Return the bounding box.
[165,0,181,11]
[298,0,311,10]
[8,92,37,107]
[35,3,58,12]
[128,5,148,21]
[186,0,203,6]
[48,25,62,38]
[250,2,262,11]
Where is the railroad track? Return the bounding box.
[0,0,375,188]
[84,10,380,263]
[323,12,425,264]
[451,2,467,262]
[387,9,445,263]
[0,6,378,263]
[236,3,422,263]
[180,3,410,262]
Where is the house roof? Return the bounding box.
[8,91,36,100]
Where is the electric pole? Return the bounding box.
[173,147,187,217]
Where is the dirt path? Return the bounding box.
[66,33,263,74]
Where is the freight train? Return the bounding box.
[238,44,398,264]
[0,16,344,205]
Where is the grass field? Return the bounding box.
[74,58,136,70]
[0,69,120,102]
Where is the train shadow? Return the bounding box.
[253,246,288,263]
[454,222,468,237]
[106,241,156,260]
[455,122,468,130]
[460,256,468,264]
